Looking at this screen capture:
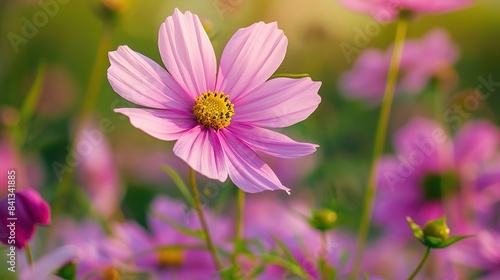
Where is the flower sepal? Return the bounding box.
[406,216,472,249]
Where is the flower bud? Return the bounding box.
[423,216,450,242]
[0,189,51,248]
[309,209,337,231]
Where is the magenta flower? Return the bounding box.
[374,118,500,238]
[340,0,474,21]
[340,29,459,105]
[0,188,50,248]
[108,9,321,193]
[113,196,231,279]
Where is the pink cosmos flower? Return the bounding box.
[340,29,459,105]
[0,188,50,248]
[340,0,474,21]
[113,196,231,279]
[108,9,321,194]
[374,118,500,238]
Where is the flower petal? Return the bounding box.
[108,45,193,110]
[216,22,287,101]
[114,108,196,141]
[159,9,217,98]
[232,77,321,128]
[453,120,500,165]
[228,124,317,158]
[173,126,228,182]
[219,129,290,193]
[21,246,78,280]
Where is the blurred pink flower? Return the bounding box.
[21,245,78,280]
[244,195,355,279]
[451,230,500,279]
[0,189,50,248]
[76,119,122,219]
[340,0,474,21]
[108,9,321,193]
[340,29,459,105]
[0,134,45,196]
[113,196,231,279]
[57,219,129,279]
[374,118,500,238]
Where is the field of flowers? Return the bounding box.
[1,0,500,279]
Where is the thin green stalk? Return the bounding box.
[321,231,329,280]
[351,14,409,279]
[25,244,33,267]
[14,64,45,149]
[232,189,245,277]
[408,247,431,280]
[189,168,222,271]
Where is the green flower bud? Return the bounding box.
[423,217,450,242]
[309,209,337,231]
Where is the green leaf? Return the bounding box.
[151,211,204,239]
[271,234,298,264]
[260,254,313,280]
[271,73,310,79]
[435,235,474,249]
[55,262,76,280]
[161,166,195,207]
[406,216,424,242]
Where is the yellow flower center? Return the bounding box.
[158,247,184,267]
[102,268,120,280]
[192,91,234,130]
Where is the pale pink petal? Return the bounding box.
[159,9,217,98]
[219,129,290,193]
[21,246,78,280]
[228,124,317,158]
[394,117,453,171]
[216,22,287,101]
[114,108,197,141]
[454,120,500,165]
[173,126,228,182]
[108,46,193,110]
[232,77,321,128]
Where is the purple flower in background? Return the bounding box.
[113,196,231,279]
[76,119,122,219]
[57,219,128,279]
[108,9,321,193]
[244,195,354,279]
[340,0,474,21]
[374,118,500,238]
[21,245,78,280]
[340,29,459,105]
[0,188,50,248]
[451,230,500,279]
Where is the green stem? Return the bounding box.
[408,247,431,280]
[25,244,33,267]
[81,24,114,117]
[232,189,245,277]
[321,231,329,280]
[351,14,409,279]
[189,168,222,271]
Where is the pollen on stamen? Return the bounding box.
[192,91,234,130]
